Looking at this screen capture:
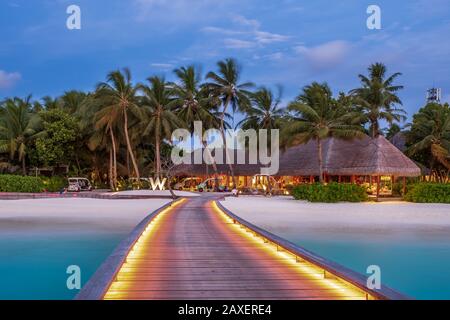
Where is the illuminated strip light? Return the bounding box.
[211,201,372,300]
[103,198,186,299]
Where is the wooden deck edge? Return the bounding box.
[216,199,411,301]
[75,200,177,300]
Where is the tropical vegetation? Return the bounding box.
[291,183,368,203]
[404,183,450,203]
[1,60,449,191]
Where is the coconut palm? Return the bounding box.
[172,65,222,188]
[95,68,142,181]
[78,94,118,190]
[350,63,406,137]
[0,96,42,175]
[283,82,364,183]
[139,76,184,178]
[237,86,286,130]
[205,58,254,187]
[60,90,89,114]
[407,103,450,179]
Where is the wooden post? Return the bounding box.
[338,175,342,183]
[310,175,314,183]
[351,175,355,184]
[376,175,380,201]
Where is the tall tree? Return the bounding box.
[205,58,254,187]
[283,82,364,183]
[139,76,183,178]
[96,68,142,181]
[407,103,450,181]
[237,86,286,130]
[60,90,88,114]
[92,94,120,190]
[35,108,78,167]
[172,65,222,188]
[0,96,41,174]
[350,62,406,137]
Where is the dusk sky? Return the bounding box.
[1,0,449,124]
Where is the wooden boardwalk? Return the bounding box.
[102,196,367,300]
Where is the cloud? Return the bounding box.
[224,39,256,49]
[0,70,21,89]
[150,63,174,70]
[294,40,351,70]
[202,15,290,50]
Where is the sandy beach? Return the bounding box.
[0,198,171,234]
[219,196,450,239]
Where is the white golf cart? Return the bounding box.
[67,177,93,192]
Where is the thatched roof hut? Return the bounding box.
[172,135,421,177]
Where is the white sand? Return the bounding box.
[219,196,450,239]
[0,198,171,234]
[111,190,199,197]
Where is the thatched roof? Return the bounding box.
[172,135,421,177]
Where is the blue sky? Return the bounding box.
[1,0,449,124]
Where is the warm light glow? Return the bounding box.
[103,198,185,299]
[103,198,371,300]
[211,201,371,300]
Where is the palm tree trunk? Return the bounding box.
[317,138,324,183]
[202,140,220,191]
[220,103,236,189]
[372,120,379,138]
[109,149,114,191]
[109,127,118,189]
[123,109,140,180]
[155,135,161,178]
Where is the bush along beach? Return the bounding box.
[0,175,44,193]
[291,183,368,203]
[405,183,450,203]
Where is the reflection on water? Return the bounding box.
[262,224,450,300]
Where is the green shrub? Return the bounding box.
[0,175,44,193]
[41,176,67,192]
[404,183,450,203]
[292,183,368,203]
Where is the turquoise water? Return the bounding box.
[273,230,450,300]
[0,232,124,300]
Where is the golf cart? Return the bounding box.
[67,177,93,192]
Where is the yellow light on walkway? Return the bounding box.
[103,198,185,299]
[211,201,369,300]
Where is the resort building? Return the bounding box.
[173,135,421,197]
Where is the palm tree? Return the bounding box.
[41,96,61,110]
[0,96,41,175]
[172,65,222,188]
[407,103,450,180]
[237,86,286,130]
[78,94,118,190]
[96,68,142,181]
[205,58,254,187]
[283,82,364,183]
[139,76,183,178]
[350,63,406,137]
[60,90,88,114]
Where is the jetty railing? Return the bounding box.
[215,200,410,300]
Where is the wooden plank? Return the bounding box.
[78,195,400,300]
